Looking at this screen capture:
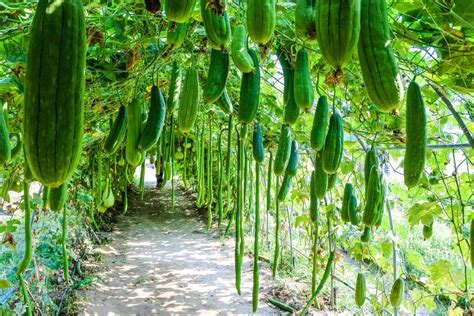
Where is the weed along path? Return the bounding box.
[80,178,277,315]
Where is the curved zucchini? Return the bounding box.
[203,49,229,104]
[104,105,127,155]
[138,85,167,152]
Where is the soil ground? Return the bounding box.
[79,176,279,315]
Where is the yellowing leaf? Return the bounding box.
[407,202,442,226]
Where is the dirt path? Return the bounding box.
[80,179,278,315]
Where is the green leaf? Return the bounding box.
[407,202,442,226]
[0,279,12,289]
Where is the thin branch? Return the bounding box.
[427,82,474,148]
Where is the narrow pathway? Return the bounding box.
[80,181,277,315]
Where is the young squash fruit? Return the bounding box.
[252,123,265,163]
[423,222,433,240]
[363,165,384,226]
[355,273,366,307]
[349,194,360,225]
[341,183,353,222]
[390,278,405,307]
[201,0,232,50]
[231,25,255,73]
[126,99,142,167]
[314,151,328,199]
[49,182,68,212]
[315,0,361,69]
[138,85,166,152]
[167,61,181,113]
[166,22,187,49]
[273,124,292,176]
[404,81,426,188]
[247,0,276,45]
[277,174,292,201]
[364,146,378,188]
[104,106,128,155]
[216,89,233,115]
[238,49,260,124]
[285,140,299,177]
[361,226,371,242]
[294,48,314,111]
[322,112,344,174]
[0,108,11,164]
[295,0,317,42]
[178,68,200,133]
[24,0,86,187]
[203,49,229,104]
[277,48,300,125]
[311,96,329,151]
[358,0,403,112]
[165,0,195,23]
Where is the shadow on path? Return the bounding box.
[80,181,277,315]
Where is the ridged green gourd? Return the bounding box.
[355,273,366,306]
[341,183,353,222]
[104,106,127,155]
[361,226,371,242]
[294,48,314,111]
[310,96,329,151]
[49,182,67,212]
[177,68,200,133]
[349,194,360,225]
[126,99,142,167]
[322,112,343,174]
[277,49,300,125]
[247,0,276,45]
[0,108,11,163]
[364,146,378,188]
[252,123,264,163]
[138,86,166,152]
[238,49,260,124]
[404,81,426,188]
[165,0,195,23]
[285,140,299,177]
[166,22,187,49]
[362,166,383,226]
[314,151,328,199]
[295,0,317,42]
[273,124,291,175]
[358,0,403,112]
[277,174,292,201]
[315,0,361,69]
[231,25,255,73]
[201,0,232,50]
[216,89,233,115]
[390,278,404,307]
[23,0,86,188]
[167,61,181,113]
[10,134,22,159]
[203,49,229,104]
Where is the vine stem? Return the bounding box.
[386,199,398,316]
[427,82,474,148]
